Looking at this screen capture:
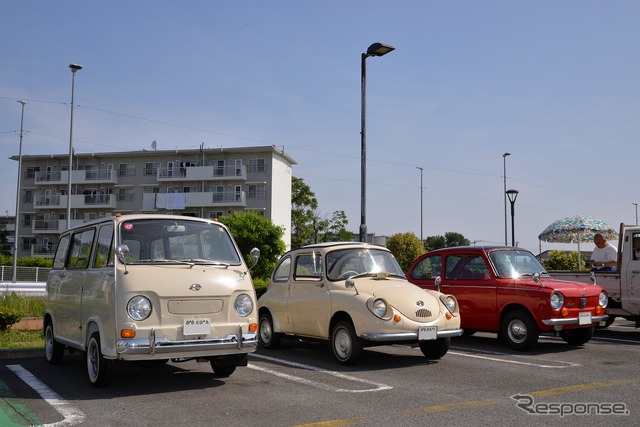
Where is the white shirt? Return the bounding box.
[590,243,617,267]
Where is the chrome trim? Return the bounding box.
[542,315,608,326]
[116,333,258,355]
[361,328,463,342]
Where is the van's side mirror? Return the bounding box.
[250,247,260,263]
[116,244,130,264]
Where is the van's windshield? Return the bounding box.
[119,218,241,265]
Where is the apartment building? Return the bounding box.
[10,145,296,258]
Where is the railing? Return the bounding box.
[0,266,50,283]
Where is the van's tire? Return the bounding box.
[419,337,450,359]
[331,321,363,365]
[501,310,539,351]
[258,312,282,349]
[86,333,110,387]
[44,321,64,364]
[210,361,237,377]
[559,327,594,346]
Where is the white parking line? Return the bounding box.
[7,365,85,427]
[249,353,393,393]
[448,348,581,368]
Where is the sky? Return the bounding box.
[1,1,638,254]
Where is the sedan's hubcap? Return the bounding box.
[334,329,351,359]
[509,320,527,343]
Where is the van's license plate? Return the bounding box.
[184,318,211,335]
[418,326,437,340]
[578,312,592,325]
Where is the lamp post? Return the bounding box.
[506,189,519,247]
[12,100,26,283]
[634,203,638,226]
[502,152,511,246]
[360,42,395,243]
[66,63,82,229]
[417,166,423,242]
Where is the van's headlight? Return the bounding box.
[127,296,152,321]
[234,293,254,317]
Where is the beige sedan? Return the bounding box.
[257,242,463,364]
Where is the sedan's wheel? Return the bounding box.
[501,310,539,351]
[44,321,64,364]
[331,321,363,365]
[419,337,450,359]
[258,312,281,349]
[210,360,237,378]
[86,333,110,387]
[559,327,594,346]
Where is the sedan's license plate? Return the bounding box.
[578,312,592,325]
[418,326,437,341]
[184,318,211,335]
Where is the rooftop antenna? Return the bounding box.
[151,140,157,150]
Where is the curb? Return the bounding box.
[0,348,43,360]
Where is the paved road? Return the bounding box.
[1,319,639,426]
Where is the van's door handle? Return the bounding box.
[632,270,640,274]
[316,282,325,287]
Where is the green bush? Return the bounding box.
[0,306,21,331]
[253,277,269,299]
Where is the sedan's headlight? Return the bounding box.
[234,293,254,317]
[550,292,564,310]
[599,291,608,308]
[372,299,388,318]
[440,295,458,314]
[127,296,152,321]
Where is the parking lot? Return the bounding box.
[1,319,639,426]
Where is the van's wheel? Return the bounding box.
[210,360,237,377]
[86,333,110,387]
[419,337,450,359]
[501,310,539,350]
[258,312,281,349]
[559,327,594,346]
[331,321,363,365]
[44,321,64,364]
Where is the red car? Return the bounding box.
[406,246,608,350]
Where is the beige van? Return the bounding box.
[44,214,259,386]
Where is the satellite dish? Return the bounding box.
[151,140,157,150]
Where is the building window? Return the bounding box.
[145,162,160,175]
[25,166,40,179]
[118,163,135,176]
[23,190,33,203]
[22,237,35,251]
[23,214,32,227]
[208,211,224,219]
[117,188,135,201]
[248,158,266,172]
[248,184,266,198]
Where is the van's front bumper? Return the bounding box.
[116,326,258,358]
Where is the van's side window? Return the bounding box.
[52,235,70,270]
[93,224,114,268]
[67,229,96,269]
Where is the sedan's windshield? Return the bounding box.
[488,250,549,279]
[119,218,241,265]
[325,248,405,281]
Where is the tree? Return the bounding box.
[386,232,426,272]
[0,230,11,256]
[540,250,585,271]
[291,177,351,248]
[218,211,286,282]
[425,232,470,251]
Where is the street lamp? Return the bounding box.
[417,166,423,242]
[360,42,395,243]
[66,63,82,229]
[506,189,519,247]
[634,203,638,226]
[502,152,511,246]
[12,100,26,283]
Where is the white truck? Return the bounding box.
[550,224,640,327]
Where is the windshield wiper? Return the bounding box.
[178,259,230,267]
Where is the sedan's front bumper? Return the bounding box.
[542,315,608,326]
[361,328,464,342]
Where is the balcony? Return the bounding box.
[34,194,117,210]
[34,169,118,186]
[148,191,246,210]
[157,165,247,182]
[32,219,87,233]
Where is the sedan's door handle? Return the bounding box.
[632,270,640,274]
